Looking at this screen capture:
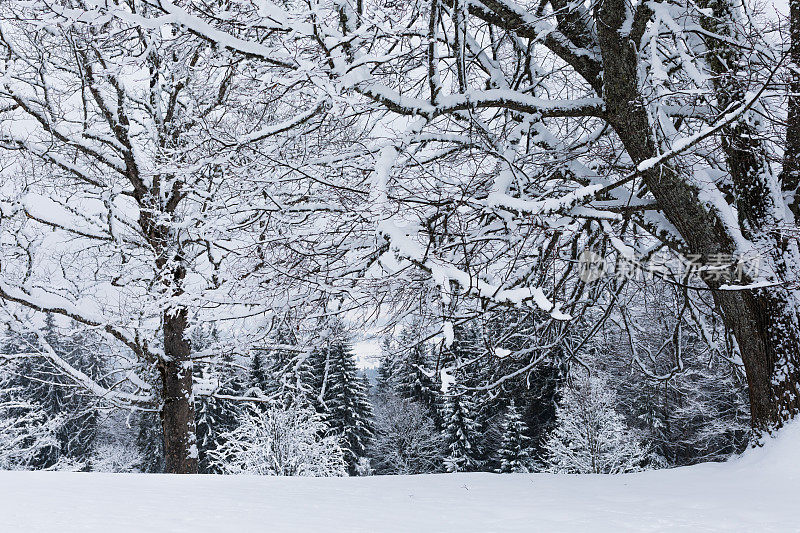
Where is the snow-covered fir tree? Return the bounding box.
[194,370,242,474]
[136,409,165,474]
[258,319,317,408]
[543,374,648,474]
[442,384,482,473]
[0,318,105,469]
[316,338,374,475]
[0,394,59,470]
[374,338,397,403]
[394,326,441,426]
[495,402,532,473]
[248,353,270,397]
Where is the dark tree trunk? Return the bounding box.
[714,289,800,432]
[595,0,800,433]
[160,306,198,474]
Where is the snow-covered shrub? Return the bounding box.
[370,395,443,474]
[0,398,60,470]
[208,404,346,477]
[89,443,143,473]
[542,374,647,474]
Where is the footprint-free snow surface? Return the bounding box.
[1,422,798,532]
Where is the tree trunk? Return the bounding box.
[714,289,800,432]
[596,0,800,433]
[160,306,198,474]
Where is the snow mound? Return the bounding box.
[731,418,800,475]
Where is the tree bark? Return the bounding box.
[595,0,800,433]
[160,306,198,474]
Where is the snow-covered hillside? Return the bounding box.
[1,423,798,533]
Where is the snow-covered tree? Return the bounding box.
[0,0,325,473]
[249,354,271,397]
[0,396,60,470]
[316,338,374,475]
[495,402,532,474]
[196,0,800,436]
[394,326,440,425]
[543,374,647,474]
[89,444,143,474]
[443,385,483,473]
[263,323,318,409]
[0,319,106,468]
[370,395,444,474]
[208,405,346,477]
[136,409,165,474]
[2,0,800,474]
[194,370,242,474]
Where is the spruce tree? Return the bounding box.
[249,353,270,395]
[543,373,647,474]
[394,327,440,425]
[318,340,374,475]
[59,328,105,464]
[442,384,482,473]
[135,363,165,473]
[136,409,165,473]
[495,402,531,473]
[192,327,244,474]
[194,369,242,474]
[374,338,397,402]
[0,317,105,468]
[262,320,317,408]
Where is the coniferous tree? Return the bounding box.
[133,362,165,473]
[394,327,440,425]
[495,402,532,473]
[191,325,245,474]
[58,328,106,464]
[249,353,270,396]
[317,338,374,475]
[136,409,165,473]
[543,374,647,474]
[442,384,482,473]
[194,369,242,474]
[262,320,317,408]
[374,338,397,402]
[0,317,105,468]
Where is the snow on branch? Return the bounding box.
[1,312,153,409]
[0,283,140,358]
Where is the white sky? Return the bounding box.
[353,338,382,369]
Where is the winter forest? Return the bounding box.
[0,0,799,529]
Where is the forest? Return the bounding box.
[0,0,797,482]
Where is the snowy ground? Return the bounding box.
[1,424,798,533]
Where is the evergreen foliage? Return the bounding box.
[495,402,532,473]
[542,374,648,474]
[317,339,374,475]
[442,384,482,473]
[0,317,105,468]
